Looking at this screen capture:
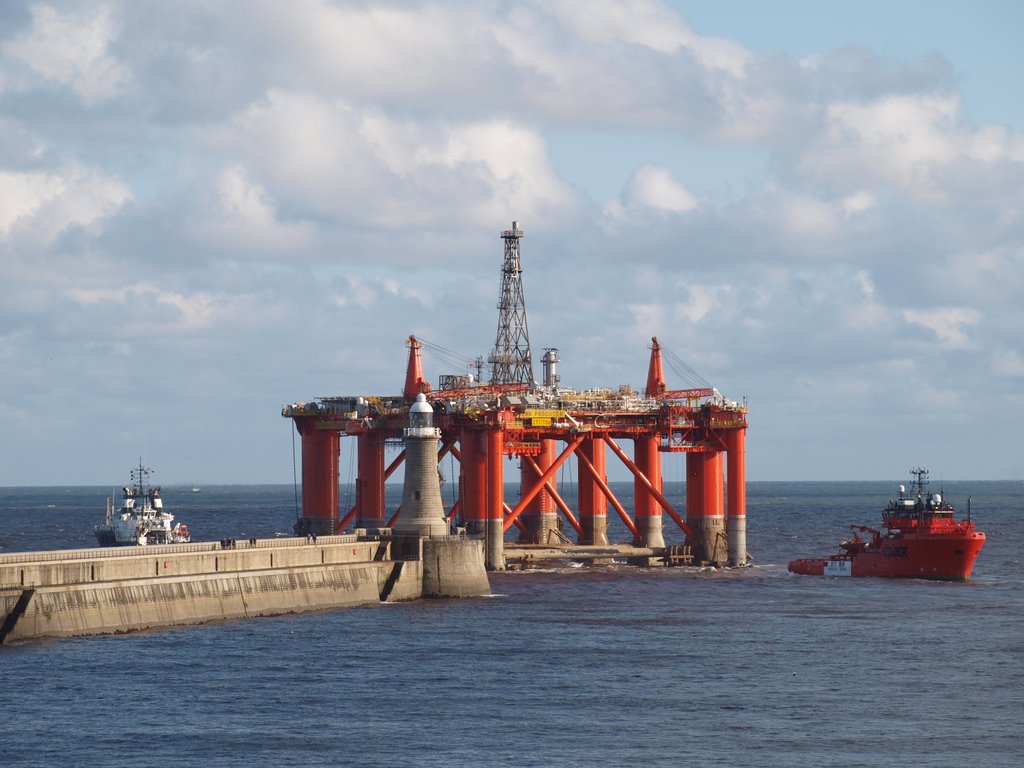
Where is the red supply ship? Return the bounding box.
[788,468,985,580]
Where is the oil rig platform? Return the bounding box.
[283,222,749,571]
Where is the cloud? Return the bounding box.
[992,350,1024,378]
[64,282,230,334]
[191,164,314,253]
[675,284,729,324]
[1,1,1023,483]
[213,90,577,237]
[546,0,750,73]
[622,164,699,213]
[0,165,131,242]
[798,94,1024,203]
[225,0,757,137]
[601,164,699,230]
[902,307,981,348]
[778,194,840,239]
[842,191,876,215]
[2,4,131,104]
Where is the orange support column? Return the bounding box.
[725,428,747,566]
[685,451,704,558]
[356,432,386,530]
[485,426,505,570]
[519,439,557,543]
[460,427,486,535]
[578,436,609,545]
[633,436,665,547]
[294,417,339,536]
[702,451,726,564]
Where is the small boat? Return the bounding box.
[788,468,985,580]
[191,487,202,493]
[95,461,191,546]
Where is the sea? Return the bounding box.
[0,480,1021,768]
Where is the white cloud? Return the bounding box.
[838,270,890,331]
[65,282,241,335]
[675,284,728,324]
[547,0,750,74]
[779,194,839,239]
[627,302,667,341]
[242,0,754,135]
[1,1,1022,483]
[842,191,876,216]
[265,1,493,101]
[217,91,576,232]
[805,94,962,199]
[621,164,699,214]
[3,4,131,104]
[330,276,434,312]
[192,164,314,253]
[602,164,699,227]
[992,350,1024,378]
[965,125,1024,164]
[0,165,131,242]
[903,307,980,348]
[799,94,1024,203]
[0,170,64,234]
[854,270,875,299]
[548,0,692,53]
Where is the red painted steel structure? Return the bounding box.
[460,426,486,535]
[293,417,340,536]
[485,425,505,566]
[633,436,665,547]
[577,437,609,545]
[725,428,747,565]
[282,232,748,568]
[645,337,667,397]
[404,336,430,398]
[356,432,386,529]
[705,452,725,545]
[283,336,748,568]
[519,438,556,543]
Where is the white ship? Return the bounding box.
[95,461,191,546]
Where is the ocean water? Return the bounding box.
[1,481,1021,767]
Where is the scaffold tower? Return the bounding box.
[489,221,535,385]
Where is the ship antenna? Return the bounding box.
[910,467,928,497]
[133,457,153,498]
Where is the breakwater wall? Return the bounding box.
[0,533,488,643]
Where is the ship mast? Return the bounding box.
[909,467,929,499]
[132,459,153,502]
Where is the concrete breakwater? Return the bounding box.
[0,532,489,644]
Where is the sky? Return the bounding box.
[1,0,1023,485]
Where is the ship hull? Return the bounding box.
[789,531,985,580]
[94,528,118,547]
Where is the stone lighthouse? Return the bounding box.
[394,393,450,538]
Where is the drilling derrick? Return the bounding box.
[489,221,535,385]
